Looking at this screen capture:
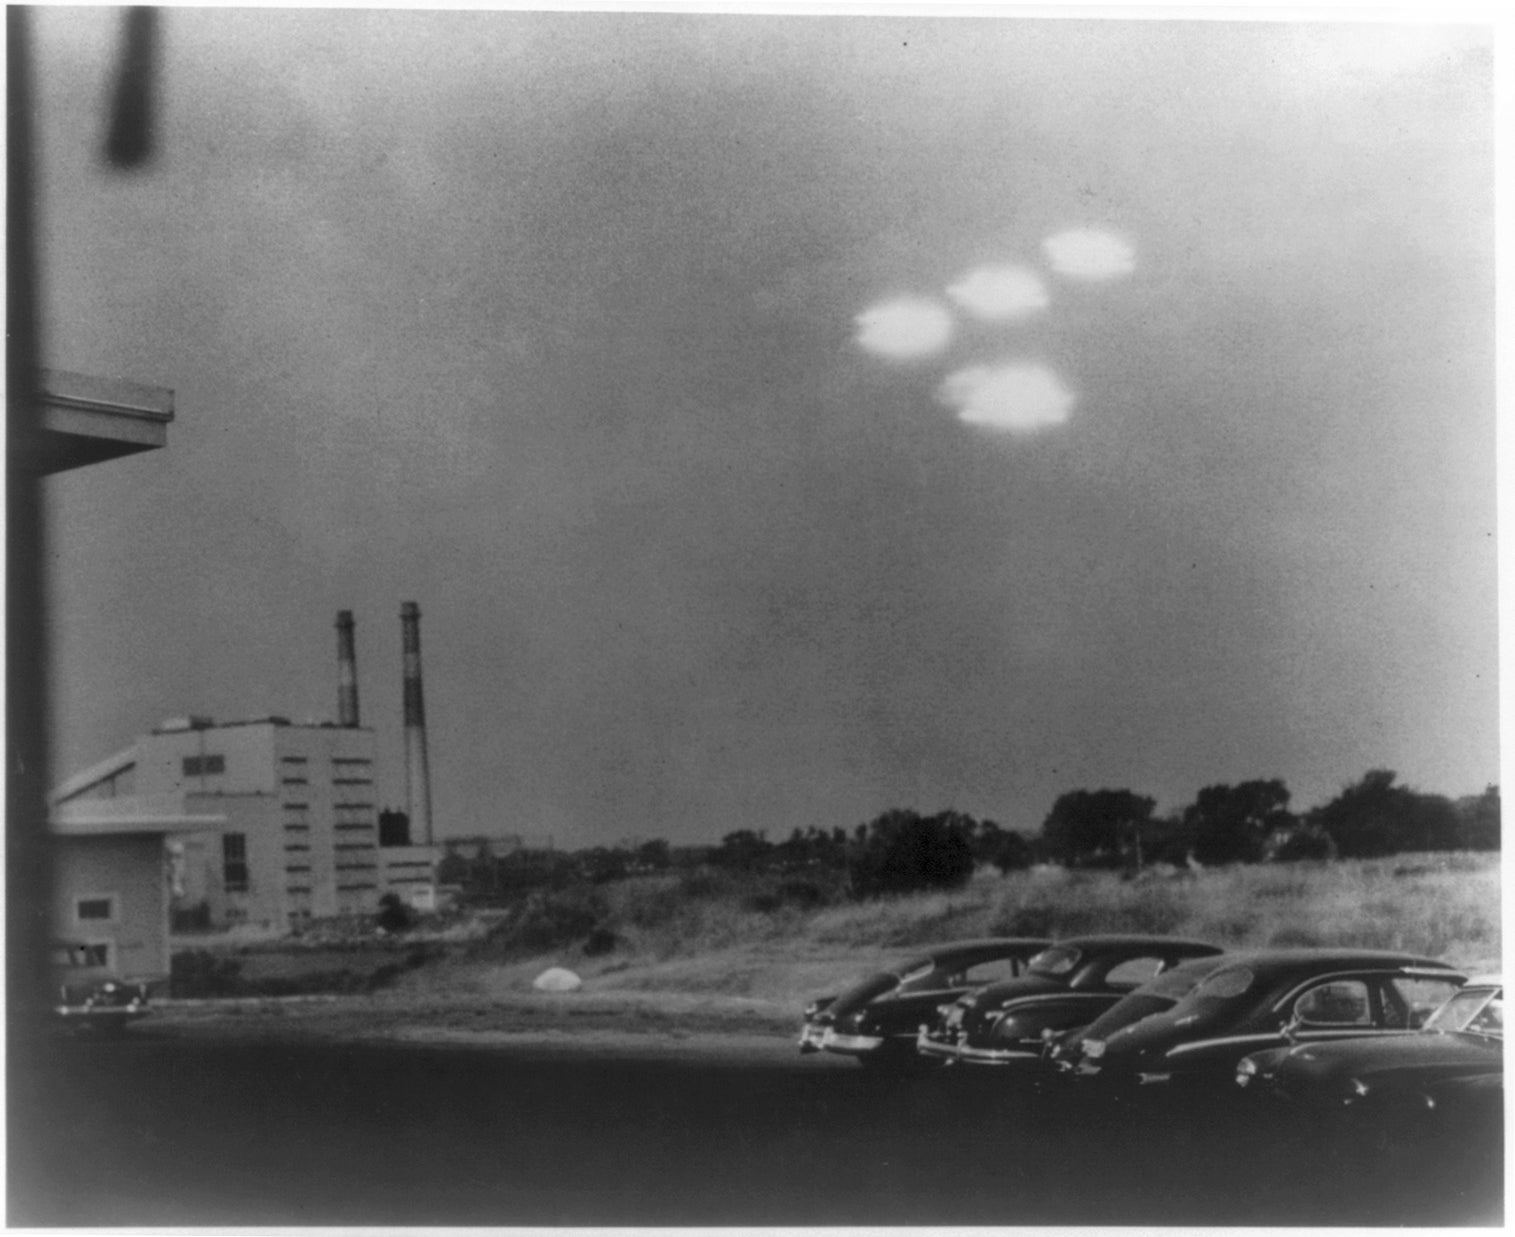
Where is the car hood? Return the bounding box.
[1055,994,1175,1060]
[951,976,1068,1036]
[819,972,899,1021]
[1087,1000,1233,1066]
[1269,1032,1502,1091]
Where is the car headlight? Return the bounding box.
[1084,1039,1106,1060]
[1235,1058,1258,1087]
[1348,1077,1370,1099]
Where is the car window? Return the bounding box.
[1104,956,1164,989]
[1029,946,1081,977]
[958,957,1023,986]
[1188,966,1254,1003]
[1468,995,1503,1035]
[1425,985,1500,1034]
[1294,979,1372,1026]
[1384,976,1463,1029]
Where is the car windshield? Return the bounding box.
[1169,965,1255,1016]
[894,959,938,985]
[1139,959,1227,1000]
[1425,986,1503,1036]
[1029,946,1081,977]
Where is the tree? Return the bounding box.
[848,809,976,898]
[1456,786,1501,851]
[989,829,1034,874]
[1183,779,1295,866]
[714,829,772,872]
[633,838,671,871]
[1041,789,1155,868]
[1309,769,1461,858]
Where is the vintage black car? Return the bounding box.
[1235,974,1502,1122]
[1070,948,1464,1093]
[50,939,152,1034]
[798,937,1050,1068]
[1046,953,1231,1072]
[916,935,1225,1066]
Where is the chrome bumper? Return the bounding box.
[54,1002,148,1021]
[820,1028,885,1054]
[915,1026,963,1062]
[951,1041,1043,1066]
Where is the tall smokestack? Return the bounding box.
[400,601,433,845]
[335,610,360,727]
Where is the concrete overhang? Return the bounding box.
[50,794,227,837]
[50,747,138,807]
[27,368,174,476]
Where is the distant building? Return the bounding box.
[49,794,227,990]
[53,715,438,932]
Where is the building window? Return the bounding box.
[183,754,226,777]
[222,832,249,892]
[80,943,111,967]
[75,896,116,923]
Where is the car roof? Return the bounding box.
[1202,948,1459,977]
[915,937,1052,962]
[1048,934,1223,953]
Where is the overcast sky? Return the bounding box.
[35,9,1496,847]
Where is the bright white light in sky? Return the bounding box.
[939,363,1074,432]
[854,296,954,359]
[946,264,1049,320]
[1044,228,1137,280]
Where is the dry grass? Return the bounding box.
[404,852,1499,1011]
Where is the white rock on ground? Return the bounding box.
[533,967,583,992]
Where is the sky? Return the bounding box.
[32,8,1497,848]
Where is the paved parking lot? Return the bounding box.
[8,1027,1502,1227]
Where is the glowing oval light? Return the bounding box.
[946,264,1049,320]
[1044,228,1137,280]
[854,296,954,360]
[938,362,1074,433]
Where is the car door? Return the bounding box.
[1282,971,1459,1043]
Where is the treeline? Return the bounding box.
[1042,771,1499,868]
[439,770,1498,905]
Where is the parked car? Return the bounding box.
[799,937,1050,1068]
[916,935,1225,1066]
[1069,949,1464,1094]
[1235,974,1502,1122]
[50,939,152,1034]
[1046,954,1232,1072]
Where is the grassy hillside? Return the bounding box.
[395,853,1499,1011]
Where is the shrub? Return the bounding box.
[376,892,417,934]
[583,927,619,956]
[514,887,605,953]
[170,949,244,998]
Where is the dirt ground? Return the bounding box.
[148,986,802,1055]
